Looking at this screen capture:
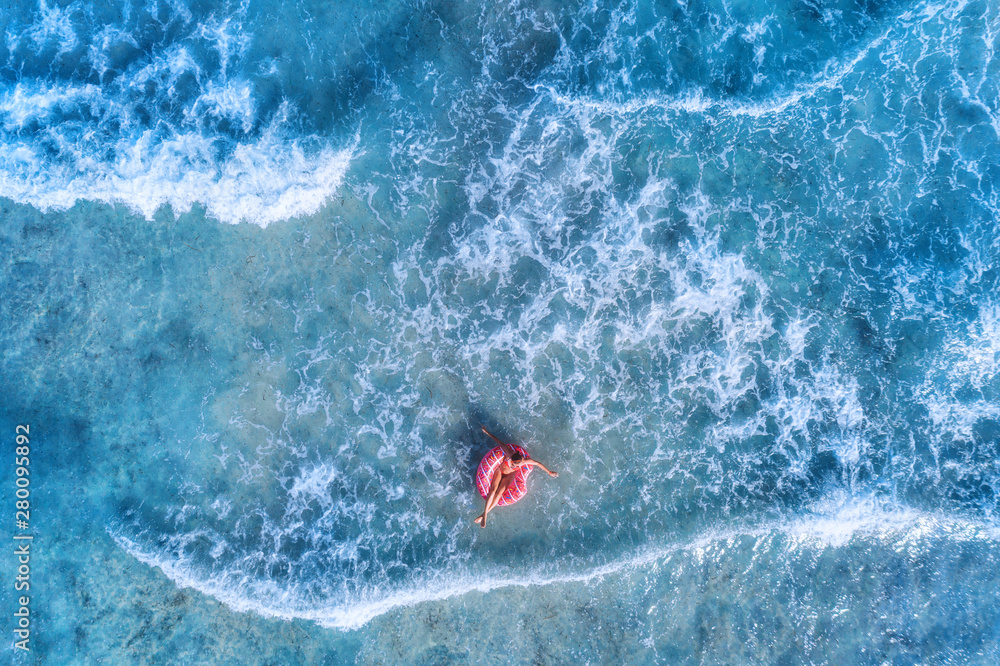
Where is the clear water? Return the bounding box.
[1,0,999,662]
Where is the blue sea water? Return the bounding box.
[1,0,1000,662]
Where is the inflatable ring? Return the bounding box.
[475,444,532,506]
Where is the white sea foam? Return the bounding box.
[535,0,979,124]
[7,0,80,56]
[110,495,1000,630]
[0,83,355,226]
[0,82,102,130]
[0,135,353,227]
[915,302,1000,449]
[0,1,355,227]
[536,21,893,121]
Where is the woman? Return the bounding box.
[473,425,558,527]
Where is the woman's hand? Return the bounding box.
[548,471,558,477]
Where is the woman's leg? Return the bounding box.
[474,468,506,525]
[480,474,515,526]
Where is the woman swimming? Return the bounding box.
[473,425,557,528]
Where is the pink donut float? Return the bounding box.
[475,444,532,506]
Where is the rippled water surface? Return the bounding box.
[2,0,1000,662]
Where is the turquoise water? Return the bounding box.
[2,0,1000,662]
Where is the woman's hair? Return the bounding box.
[509,450,524,462]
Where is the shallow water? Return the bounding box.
[2,0,999,662]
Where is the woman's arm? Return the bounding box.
[527,460,558,477]
[481,425,515,457]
